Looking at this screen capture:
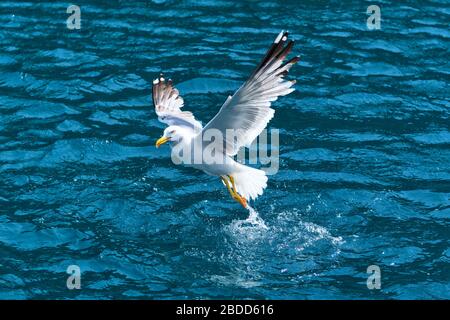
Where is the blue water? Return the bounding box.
[0,0,449,299]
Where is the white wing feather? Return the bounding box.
[152,76,202,130]
[202,31,299,156]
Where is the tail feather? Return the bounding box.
[233,166,268,201]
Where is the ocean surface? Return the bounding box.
[0,0,449,299]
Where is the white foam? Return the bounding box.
[246,205,268,229]
[224,205,269,242]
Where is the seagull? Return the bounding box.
[152,31,299,208]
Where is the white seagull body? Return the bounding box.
[153,31,299,208]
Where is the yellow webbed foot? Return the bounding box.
[235,194,247,208]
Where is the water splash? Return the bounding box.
[224,205,269,242]
[245,205,269,230]
[233,204,268,230]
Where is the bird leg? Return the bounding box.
[221,176,234,197]
[228,175,237,192]
[221,176,247,208]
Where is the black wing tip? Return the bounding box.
[153,74,175,87]
[274,30,289,44]
[153,73,169,108]
[251,31,296,77]
[289,56,301,64]
[271,32,296,61]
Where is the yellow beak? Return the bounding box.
[155,136,170,148]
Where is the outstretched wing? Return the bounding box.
[202,31,299,156]
[152,75,202,130]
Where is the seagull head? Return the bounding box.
[156,126,184,148]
